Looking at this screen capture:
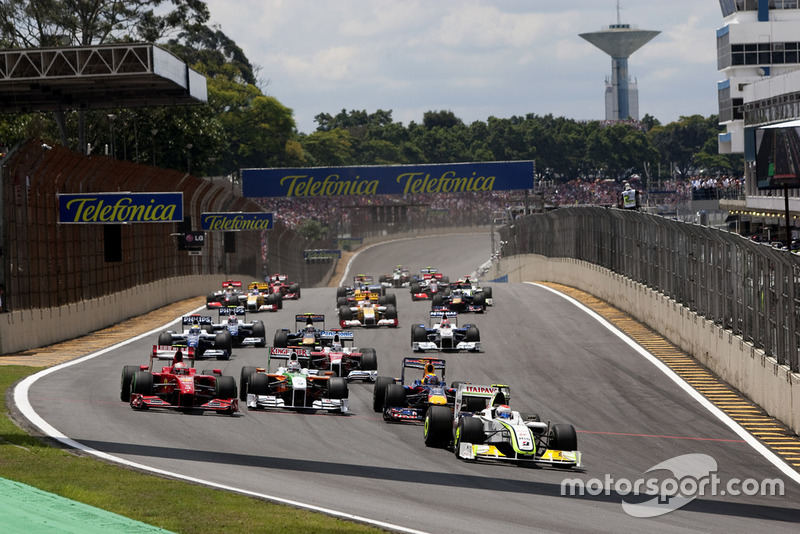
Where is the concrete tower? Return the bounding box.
[579,2,659,120]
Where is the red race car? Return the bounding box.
[267,273,301,300]
[121,345,238,415]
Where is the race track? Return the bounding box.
[22,234,800,533]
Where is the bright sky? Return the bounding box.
[204,0,723,134]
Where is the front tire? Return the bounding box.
[372,376,393,412]
[215,375,237,400]
[239,365,258,401]
[454,417,484,458]
[120,365,139,401]
[424,405,452,448]
[384,383,406,408]
[326,377,348,399]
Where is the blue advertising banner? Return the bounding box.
[242,161,534,198]
[201,212,273,231]
[58,192,183,224]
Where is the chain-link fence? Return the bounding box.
[499,207,800,372]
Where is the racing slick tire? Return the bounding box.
[424,405,453,448]
[131,371,154,396]
[372,376,393,412]
[274,293,284,310]
[274,330,289,348]
[465,325,480,342]
[454,416,485,458]
[473,292,486,311]
[239,366,258,401]
[549,423,578,452]
[441,276,450,285]
[252,321,266,347]
[265,293,278,309]
[360,348,378,371]
[431,294,444,307]
[482,286,492,301]
[248,373,270,395]
[157,332,174,347]
[378,294,397,307]
[338,305,353,321]
[337,286,348,298]
[411,325,428,343]
[215,375,237,400]
[410,282,421,298]
[337,297,348,307]
[326,377,348,400]
[120,365,139,402]
[206,293,218,306]
[384,383,406,409]
[289,283,301,297]
[384,305,398,321]
[215,332,233,360]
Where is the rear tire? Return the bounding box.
[215,332,232,360]
[372,376,393,412]
[274,330,288,348]
[384,383,406,408]
[431,294,444,307]
[252,321,266,346]
[424,405,452,448]
[157,332,173,346]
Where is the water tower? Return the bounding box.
[579,3,659,120]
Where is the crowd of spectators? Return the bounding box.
[253,175,740,232]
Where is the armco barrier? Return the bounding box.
[487,254,800,436]
[0,274,249,354]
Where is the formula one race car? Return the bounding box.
[206,280,246,309]
[379,266,411,288]
[423,383,583,468]
[206,307,266,347]
[410,268,450,301]
[240,347,349,413]
[451,276,493,306]
[338,297,398,328]
[372,357,459,422]
[121,345,238,414]
[157,315,233,359]
[266,273,301,300]
[244,281,282,312]
[411,311,481,352]
[431,283,487,313]
[336,275,388,307]
[273,313,328,348]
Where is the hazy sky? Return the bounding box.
[204,1,723,134]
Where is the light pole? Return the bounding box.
[151,129,158,166]
[186,143,193,174]
[107,114,117,160]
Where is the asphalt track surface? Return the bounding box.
[18,234,800,533]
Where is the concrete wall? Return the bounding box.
[489,254,800,435]
[0,274,250,355]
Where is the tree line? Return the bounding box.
[0,1,742,190]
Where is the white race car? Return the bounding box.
[411,311,481,352]
[423,383,583,468]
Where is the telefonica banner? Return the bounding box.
[241,161,534,198]
[200,212,274,231]
[58,192,183,224]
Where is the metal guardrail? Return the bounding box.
[498,207,800,372]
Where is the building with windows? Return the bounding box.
[717,0,800,244]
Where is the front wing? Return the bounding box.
[246,393,349,413]
[412,340,481,352]
[129,394,238,414]
[456,442,582,467]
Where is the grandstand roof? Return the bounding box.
[0,43,207,114]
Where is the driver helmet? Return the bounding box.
[228,314,237,324]
[423,373,439,385]
[440,317,451,328]
[497,405,512,419]
[288,360,301,373]
[173,361,188,374]
[189,324,201,334]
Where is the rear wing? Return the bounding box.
[221,279,242,288]
[268,346,312,369]
[218,306,246,318]
[430,310,457,325]
[401,357,446,383]
[319,330,354,344]
[150,345,195,369]
[248,281,271,291]
[295,313,325,328]
[181,315,212,330]
[455,383,511,414]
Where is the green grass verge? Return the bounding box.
[0,366,384,534]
